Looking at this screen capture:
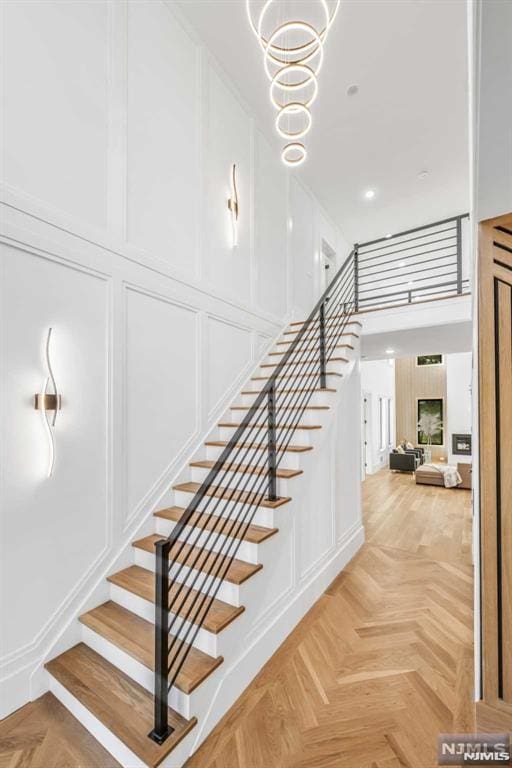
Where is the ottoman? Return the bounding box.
[415,465,446,486]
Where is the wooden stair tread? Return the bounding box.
[107,565,244,633]
[288,317,362,328]
[155,504,279,544]
[283,329,360,337]
[231,403,329,410]
[251,372,342,380]
[45,643,196,768]
[205,439,312,453]
[260,360,347,368]
[79,602,223,693]
[277,331,359,349]
[133,534,263,585]
[269,347,353,355]
[241,387,336,395]
[189,459,302,479]
[218,421,321,430]
[173,481,291,509]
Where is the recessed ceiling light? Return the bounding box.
[385,233,392,238]
[400,261,406,267]
[347,84,359,96]
[364,189,376,200]
[408,281,414,286]
[385,348,395,354]
[418,170,429,180]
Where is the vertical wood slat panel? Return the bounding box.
[479,220,499,702]
[498,281,512,701]
[479,212,512,705]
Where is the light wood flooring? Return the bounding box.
[0,692,121,768]
[185,470,474,768]
[0,470,474,768]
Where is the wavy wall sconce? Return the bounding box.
[227,163,239,248]
[34,327,62,477]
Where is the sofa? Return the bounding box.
[389,447,425,473]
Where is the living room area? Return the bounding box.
[361,344,473,492]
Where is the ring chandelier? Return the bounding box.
[247,0,339,166]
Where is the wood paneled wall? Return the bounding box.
[395,357,447,461]
[478,212,512,715]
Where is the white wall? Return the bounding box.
[360,359,396,475]
[446,352,473,465]
[473,0,512,221]
[0,0,347,716]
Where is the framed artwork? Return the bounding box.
[452,433,472,455]
[417,398,444,445]
[416,354,443,367]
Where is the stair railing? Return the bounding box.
[149,249,357,742]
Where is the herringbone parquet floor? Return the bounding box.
[185,470,474,768]
[0,470,473,768]
[0,692,121,768]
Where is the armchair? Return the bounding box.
[389,450,421,472]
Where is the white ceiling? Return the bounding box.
[177,0,470,243]
[361,321,473,361]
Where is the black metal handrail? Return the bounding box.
[149,250,356,743]
[149,212,471,743]
[354,213,470,311]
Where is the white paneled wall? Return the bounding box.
[0,0,348,716]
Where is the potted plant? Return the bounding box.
[417,413,443,464]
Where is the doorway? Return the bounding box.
[361,393,370,480]
[320,239,336,295]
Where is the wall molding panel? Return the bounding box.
[0,0,350,720]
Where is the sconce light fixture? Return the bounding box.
[227,163,239,247]
[34,327,62,477]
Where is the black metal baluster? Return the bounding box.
[319,301,327,389]
[353,245,359,312]
[267,382,277,501]
[149,539,174,744]
[456,216,463,294]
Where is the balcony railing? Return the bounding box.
[354,213,470,312]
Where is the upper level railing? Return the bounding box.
[149,249,357,743]
[354,213,470,312]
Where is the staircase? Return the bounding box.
[43,253,361,767]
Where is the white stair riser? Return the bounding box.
[244,374,340,392]
[189,466,292,498]
[133,547,249,607]
[80,625,197,719]
[239,391,333,408]
[173,489,279,522]
[276,332,356,347]
[260,358,348,376]
[108,582,242,659]
[48,676,148,768]
[218,425,317,445]
[154,516,261,564]
[109,583,220,657]
[228,407,329,427]
[205,443,302,471]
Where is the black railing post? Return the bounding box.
[319,301,327,389]
[353,245,359,312]
[149,539,174,744]
[267,383,278,502]
[456,216,463,294]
